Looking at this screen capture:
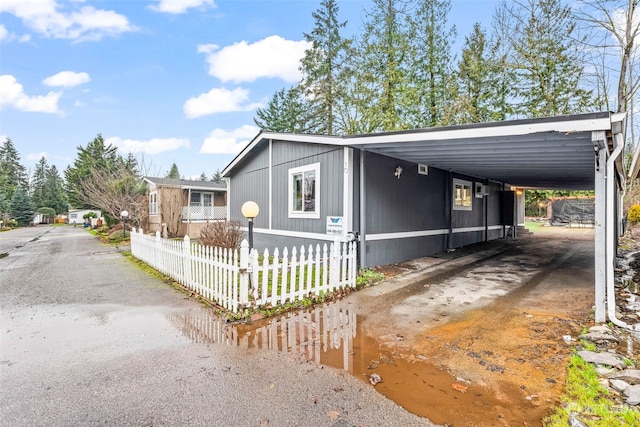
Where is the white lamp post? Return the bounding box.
[241,201,259,250]
[121,210,129,238]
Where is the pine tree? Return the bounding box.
[64,134,120,208]
[0,137,28,202]
[31,156,49,210]
[165,162,180,179]
[9,186,34,226]
[506,0,595,117]
[350,0,414,132]
[407,0,457,127]
[254,86,315,133]
[211,169,224,183]
[299,0,352,135]
[43,165,67,215]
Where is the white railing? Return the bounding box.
[130,227,357,313]
[181,205,227,221]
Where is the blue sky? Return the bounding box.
[0,0,498,180]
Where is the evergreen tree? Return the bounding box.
[486,4,518,121]
[506,0,594,117]
[43,165,67,215]
[199,172,208,182]
[352,0,414,131]
[299,0,352,135]
[0,137,28,202]
[165,162,180,179]
[407,0,457,127]
[448,23,493,124]
[9,186,34,226]
[211,169,224,183]
[64,134,120,208]
[31,156,49,210]
[254,86,314,132]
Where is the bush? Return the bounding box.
[627,204,640,224]
[200,220,244,250]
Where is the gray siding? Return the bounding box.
[364,152,449,234]
[271,142,344,233]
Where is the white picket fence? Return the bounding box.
[130,227,357,313]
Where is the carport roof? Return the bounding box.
[223,112,625,190]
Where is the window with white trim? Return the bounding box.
[288,163,320,219]
[453,178,473,211]
[149,192,158,215]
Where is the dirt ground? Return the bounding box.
[341,226,598,426]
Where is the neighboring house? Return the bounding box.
[222,112,625,277]
[143,177,227,238]
[68,209,103,227]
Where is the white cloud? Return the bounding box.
[0,0,136,41]
[27,151,47,162]
[150,0,216,14]
[43,71,90,87]
[183,87,262,119]
[0,25,8,40]
[105,136,191,155]
[0,75,61,113]
[200,35,310,83]
[200,125,258,154]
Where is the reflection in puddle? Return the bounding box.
[169,303,356,371]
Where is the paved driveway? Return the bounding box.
[0,226,433,427]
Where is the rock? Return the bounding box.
[609,379,629,393]
[568,413,588,427]
[624,384,640,405]
[368,373,382,386]
[595,367,615,377]
[579,332,621,344]
[612,369,640,385]
[577,350,626,369]
[589,325,612,334]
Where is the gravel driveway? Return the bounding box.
[0,226,434,427]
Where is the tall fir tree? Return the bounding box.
[44,165,67,215]
[407,0,457,127]
[64,134,120,209]
[9,186,34,226]
[254,86,315,132]
[31,156,49,210]
[299,0,352,135]
[505,0,594,117]
[0,137,28,202]
[350,0,413,132]
[165,162,181,179]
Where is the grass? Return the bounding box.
[525,220,545,232]
[544,354,639,426]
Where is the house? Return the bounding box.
[68,209,102,227]
[143,177,227,238]
[223,112,627,324]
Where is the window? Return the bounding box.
[190,192,201,206]
[288,163,320,219]
[453,178,472,211]
[149,192,158,215]
[203,193,212,207]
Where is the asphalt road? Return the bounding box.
[0,226,434,427]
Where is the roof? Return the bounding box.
[144,177,227,191]
[223,112,626,191]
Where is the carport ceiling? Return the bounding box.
[347,112,615,190]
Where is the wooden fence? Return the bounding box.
[130,228,357,313]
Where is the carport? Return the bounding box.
[347,112,628,327]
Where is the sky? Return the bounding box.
[0,0,498,180]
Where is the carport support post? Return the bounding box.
[594,143,606,323]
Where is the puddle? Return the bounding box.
[170,302,550,426]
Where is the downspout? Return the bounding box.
[359,149,367,269]
[606,132,638,330]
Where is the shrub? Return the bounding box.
[200,220,244,250]
[627,204,640,224]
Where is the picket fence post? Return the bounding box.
[183,235,191,290]
[239,239,250,309]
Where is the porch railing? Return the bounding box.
[181,205,226,221]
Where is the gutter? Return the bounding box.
[606,130,640,331]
